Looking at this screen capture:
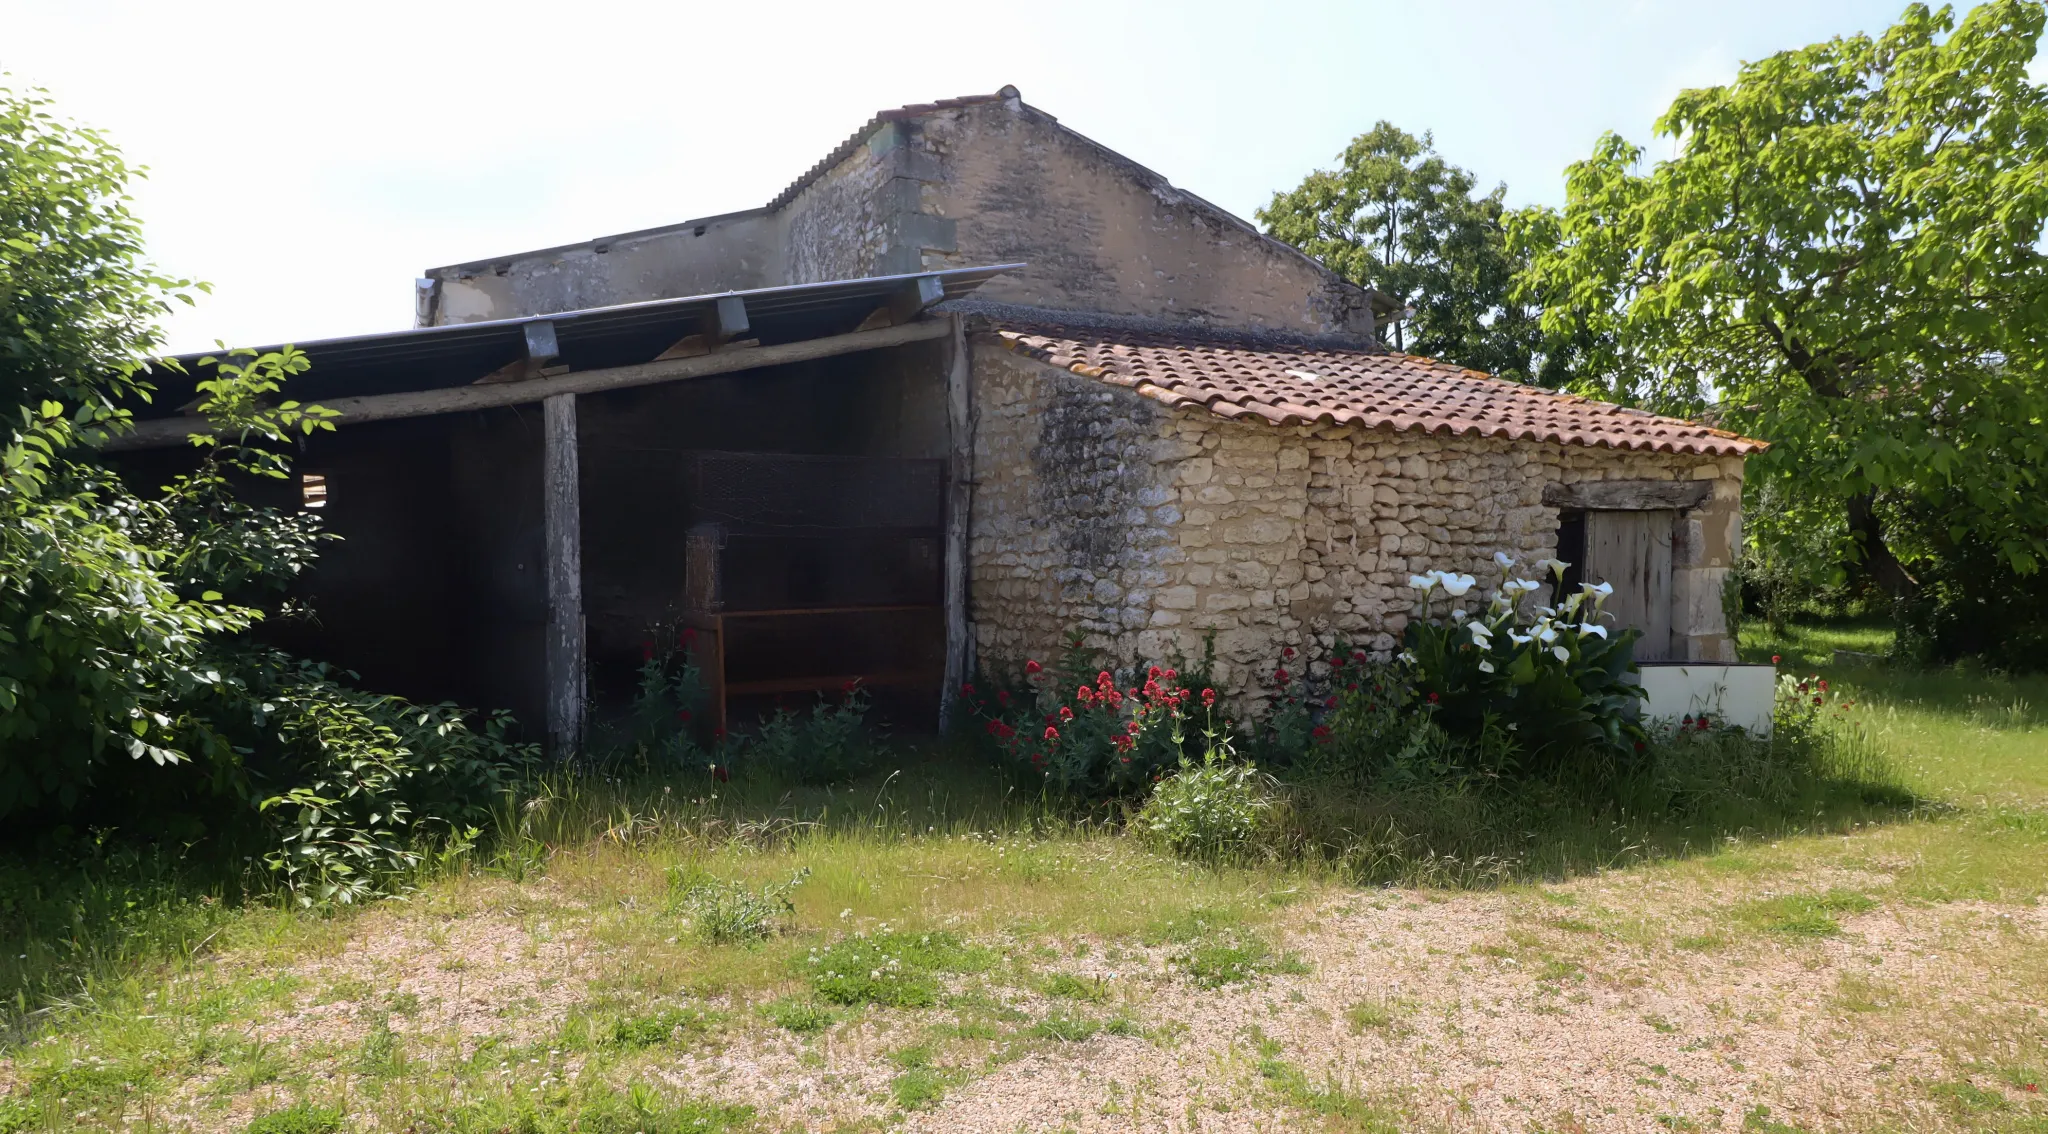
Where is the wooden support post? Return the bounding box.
[543,392,585,755]
[938,315,973,734]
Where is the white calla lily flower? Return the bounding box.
[1440,573,1476,597]
[1493,551,1517,569]
[1552,645,1570,662]
[1477,660,1495,674]
[1509,630,1533,645]
[1407,574,1438,592]
[1450,608,1468,623]
[1537,625,1559,644]
[1577,622,1608,639]
[1584,581,1614,599]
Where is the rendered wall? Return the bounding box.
[968,342,1745,710]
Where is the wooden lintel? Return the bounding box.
[105,318,955,452]
[1543,478,1714,512]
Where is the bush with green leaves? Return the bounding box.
[1,85,535,905]
[803,930,989,1008]
[748,682,875,784]
[1136,735,1280,861]
[1398,554,1647,767]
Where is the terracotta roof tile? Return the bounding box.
[995,323,1766,457]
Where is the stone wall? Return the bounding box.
[420,90,1379,338]
[968,341,1745,705]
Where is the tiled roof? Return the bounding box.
[995,324,1767,456]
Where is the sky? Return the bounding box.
[0,0,2018,353]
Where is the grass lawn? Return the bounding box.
[2,628,2045,1133]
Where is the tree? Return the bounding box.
[1510,1,2048,601]
[1259,123,1562,383]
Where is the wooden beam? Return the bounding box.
[104,318,954,452]
[938,314,973,734]
[543,392,585,756]
[1543,478,1714,512]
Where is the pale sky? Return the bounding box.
[1,0,2015,353]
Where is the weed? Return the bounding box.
[1831,973,1897,1013]
[1042,972,1107,1001]
[1742,1105,1812,1134]
[669,866,810,943]
[1031,1011,1102,1042]
[1345,998,1400,1032]
[244,1102,346,1134]
[890,1066,952,1110]
[1173,933,1306,988]
[1929,1079,2008,1113]
[1257,1054,1401,1131]
[806,931,989,1008]
[609,1006,723,1049]
[757,996,834,1034]
[1733,890,1877,937]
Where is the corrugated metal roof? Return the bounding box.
[137,265,1018,417]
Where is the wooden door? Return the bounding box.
[1582,510,1674,661]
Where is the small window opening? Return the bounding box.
[300,473,328,510]
[1553,509,1586,604]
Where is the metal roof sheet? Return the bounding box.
[135,265,1019,418]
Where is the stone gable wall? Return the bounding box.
[968,341,1745,707]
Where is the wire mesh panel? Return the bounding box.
[684,453,943,532]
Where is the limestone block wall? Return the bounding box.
[968,343,1747,705]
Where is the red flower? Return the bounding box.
[1347,684,1359,693]
[713,728,727,741]
[1696,716,1709,731]
[1163,668,1178,681]
[1275,668,1290,683]
[1427,692,1440,703]
[1634,741,1646,752]
[1148,665,1163,679]
[1025,659,1043,675]
[1325,696,1339,709]
[1311,725,1331,741]
[1097,670,1114,688]
[1813,695,1823,705]
[842,679,860,695]
[1817,679,1829,691]
[677,710,692,722]
[1771,654,1781,665]
[680,627,698,645]
[1332,655,1346,669]
[996,689,1011,705]
[641,642,655,661]
[1352,650,1368,662]
[1283,647,1296,659]
[1059,705,1074,721]
[1077,685,1094,704]
[1120,755,1131,763]
[1201,687,1217,707]
[1043,725,1060,742]
[961,682,976,696]
[710,764,729,782]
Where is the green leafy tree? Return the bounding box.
[1259,123,1562,383]
[1510,2,2048,601]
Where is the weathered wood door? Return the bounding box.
[1582,510,1674,661]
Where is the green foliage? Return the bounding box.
[605,631,713,769]
[963,631,1219,798]
[757,996,834,1033]
[1136,737,1280,861]
[667,867,809,943]
[1172,933,1302,988]
[1258,121,1563,384]
[1512,1,2048,609]
[1399,559,1648,767]
[747,683,874,784]
[803,930,988,1008]
[607,1006,723,1049]
[243,1102,345,1134]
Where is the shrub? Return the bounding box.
[607,632,713,769]
[1136,736,1280,861]
[668,867,809,943]
[607,1006,723,1049]
[748,682,875,784]
[758,996,834,1033]
[963,632,1217,797]
[1398,556,1647,766]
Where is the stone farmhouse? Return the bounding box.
[113,87,1763,748]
